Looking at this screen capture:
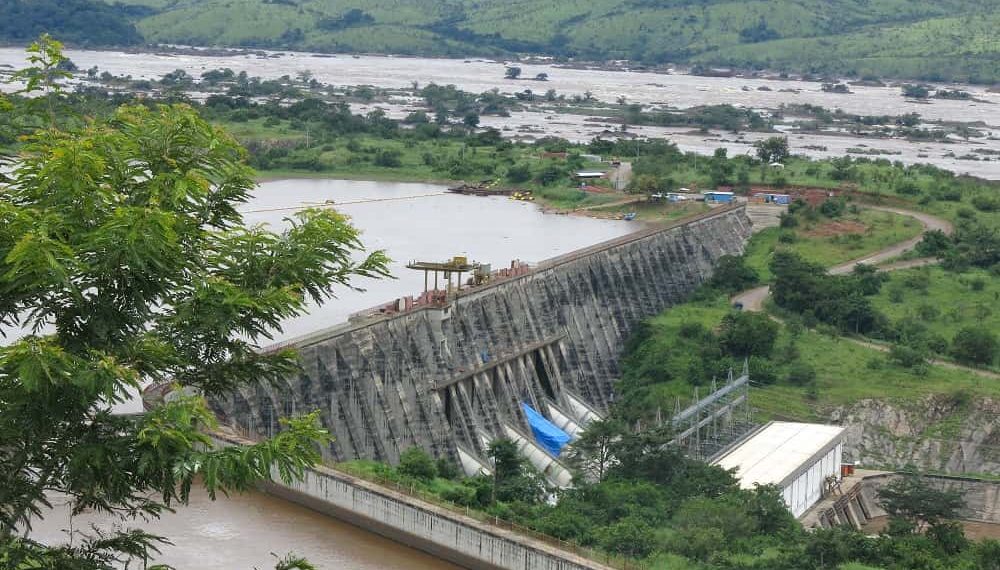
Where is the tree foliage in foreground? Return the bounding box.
[0,37,389,569]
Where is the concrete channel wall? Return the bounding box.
[210,205,754,470]
[212,432,616,570]
[808,472,1000,529]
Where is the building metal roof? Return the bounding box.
[712,422,845,489]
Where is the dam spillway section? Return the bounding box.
[210,204,754,479]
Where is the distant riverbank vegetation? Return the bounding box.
[3,49,1000,221]
[2,0,999,84]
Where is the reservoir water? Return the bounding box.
[243,178,633,344]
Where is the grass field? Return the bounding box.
[624,294,998,424]
[90,0,1000,83]
[743,209,922,281]
[870,266,1000,346]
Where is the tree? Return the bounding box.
[901,84,930,99]
[486,439,544,503]
[628,174,660,194]
[709,147,733,186]
[595,516,656,558]
[718,312,778,358]
[462,111,480,130]
[0,40,390,568]
[504,66,522,79]
[709,254,759,293]
[754,136,790,164]
[398,447,438,481]
[877,474,965,531]
[564,419,623,482]
[950,327,998,366]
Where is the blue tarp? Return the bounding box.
[521,402,572,457]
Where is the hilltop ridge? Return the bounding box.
[2,0,999,83]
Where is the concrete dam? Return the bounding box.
[212,205,754,479]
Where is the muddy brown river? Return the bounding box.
[1,46,998,179]
[31,487,460,569]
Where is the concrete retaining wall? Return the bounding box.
[212,432,615,570]
[809,473,1000,529]
[211,206,753,468]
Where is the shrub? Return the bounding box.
[748,356,778,385]
[819,197,846,218]
[889,344,928,369]
[398,447,437,481]
[888,287,905,303]
[718,312,779,358]
[916,304,940,321]
[435,458,460,480]
[440,484,477,506]
[709,255,759,293]
[915,229,952,257]
[951,327,998,366]
[596,516,658,558]
[785,361,817,386]
[779,212,798,228]
[678,321,708,339]
[506,162,531,183]
[971,195,1000,212]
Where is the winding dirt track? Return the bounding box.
[733,205,953,312]
[730,205,998,379]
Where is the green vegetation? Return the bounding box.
[75,0,1000,83]
[873,267,1000,368]
[0,37,387,569]
[744,208,922,281]
[0,0,142,46]
[618,285,1000,424]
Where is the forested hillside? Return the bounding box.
[0,0,143,46]
[5,0,999,83]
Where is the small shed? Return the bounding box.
[712,421,845,517]
[702,190,735,203]
[752,192,791,205]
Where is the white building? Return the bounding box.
[712,422,845,517]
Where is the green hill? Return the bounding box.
[0,0,143,47]
[35,1,1000,82]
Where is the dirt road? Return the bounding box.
[729,205,996,379]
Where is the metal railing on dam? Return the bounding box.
[211,204,754,472]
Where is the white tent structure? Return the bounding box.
[712,422,846,517]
